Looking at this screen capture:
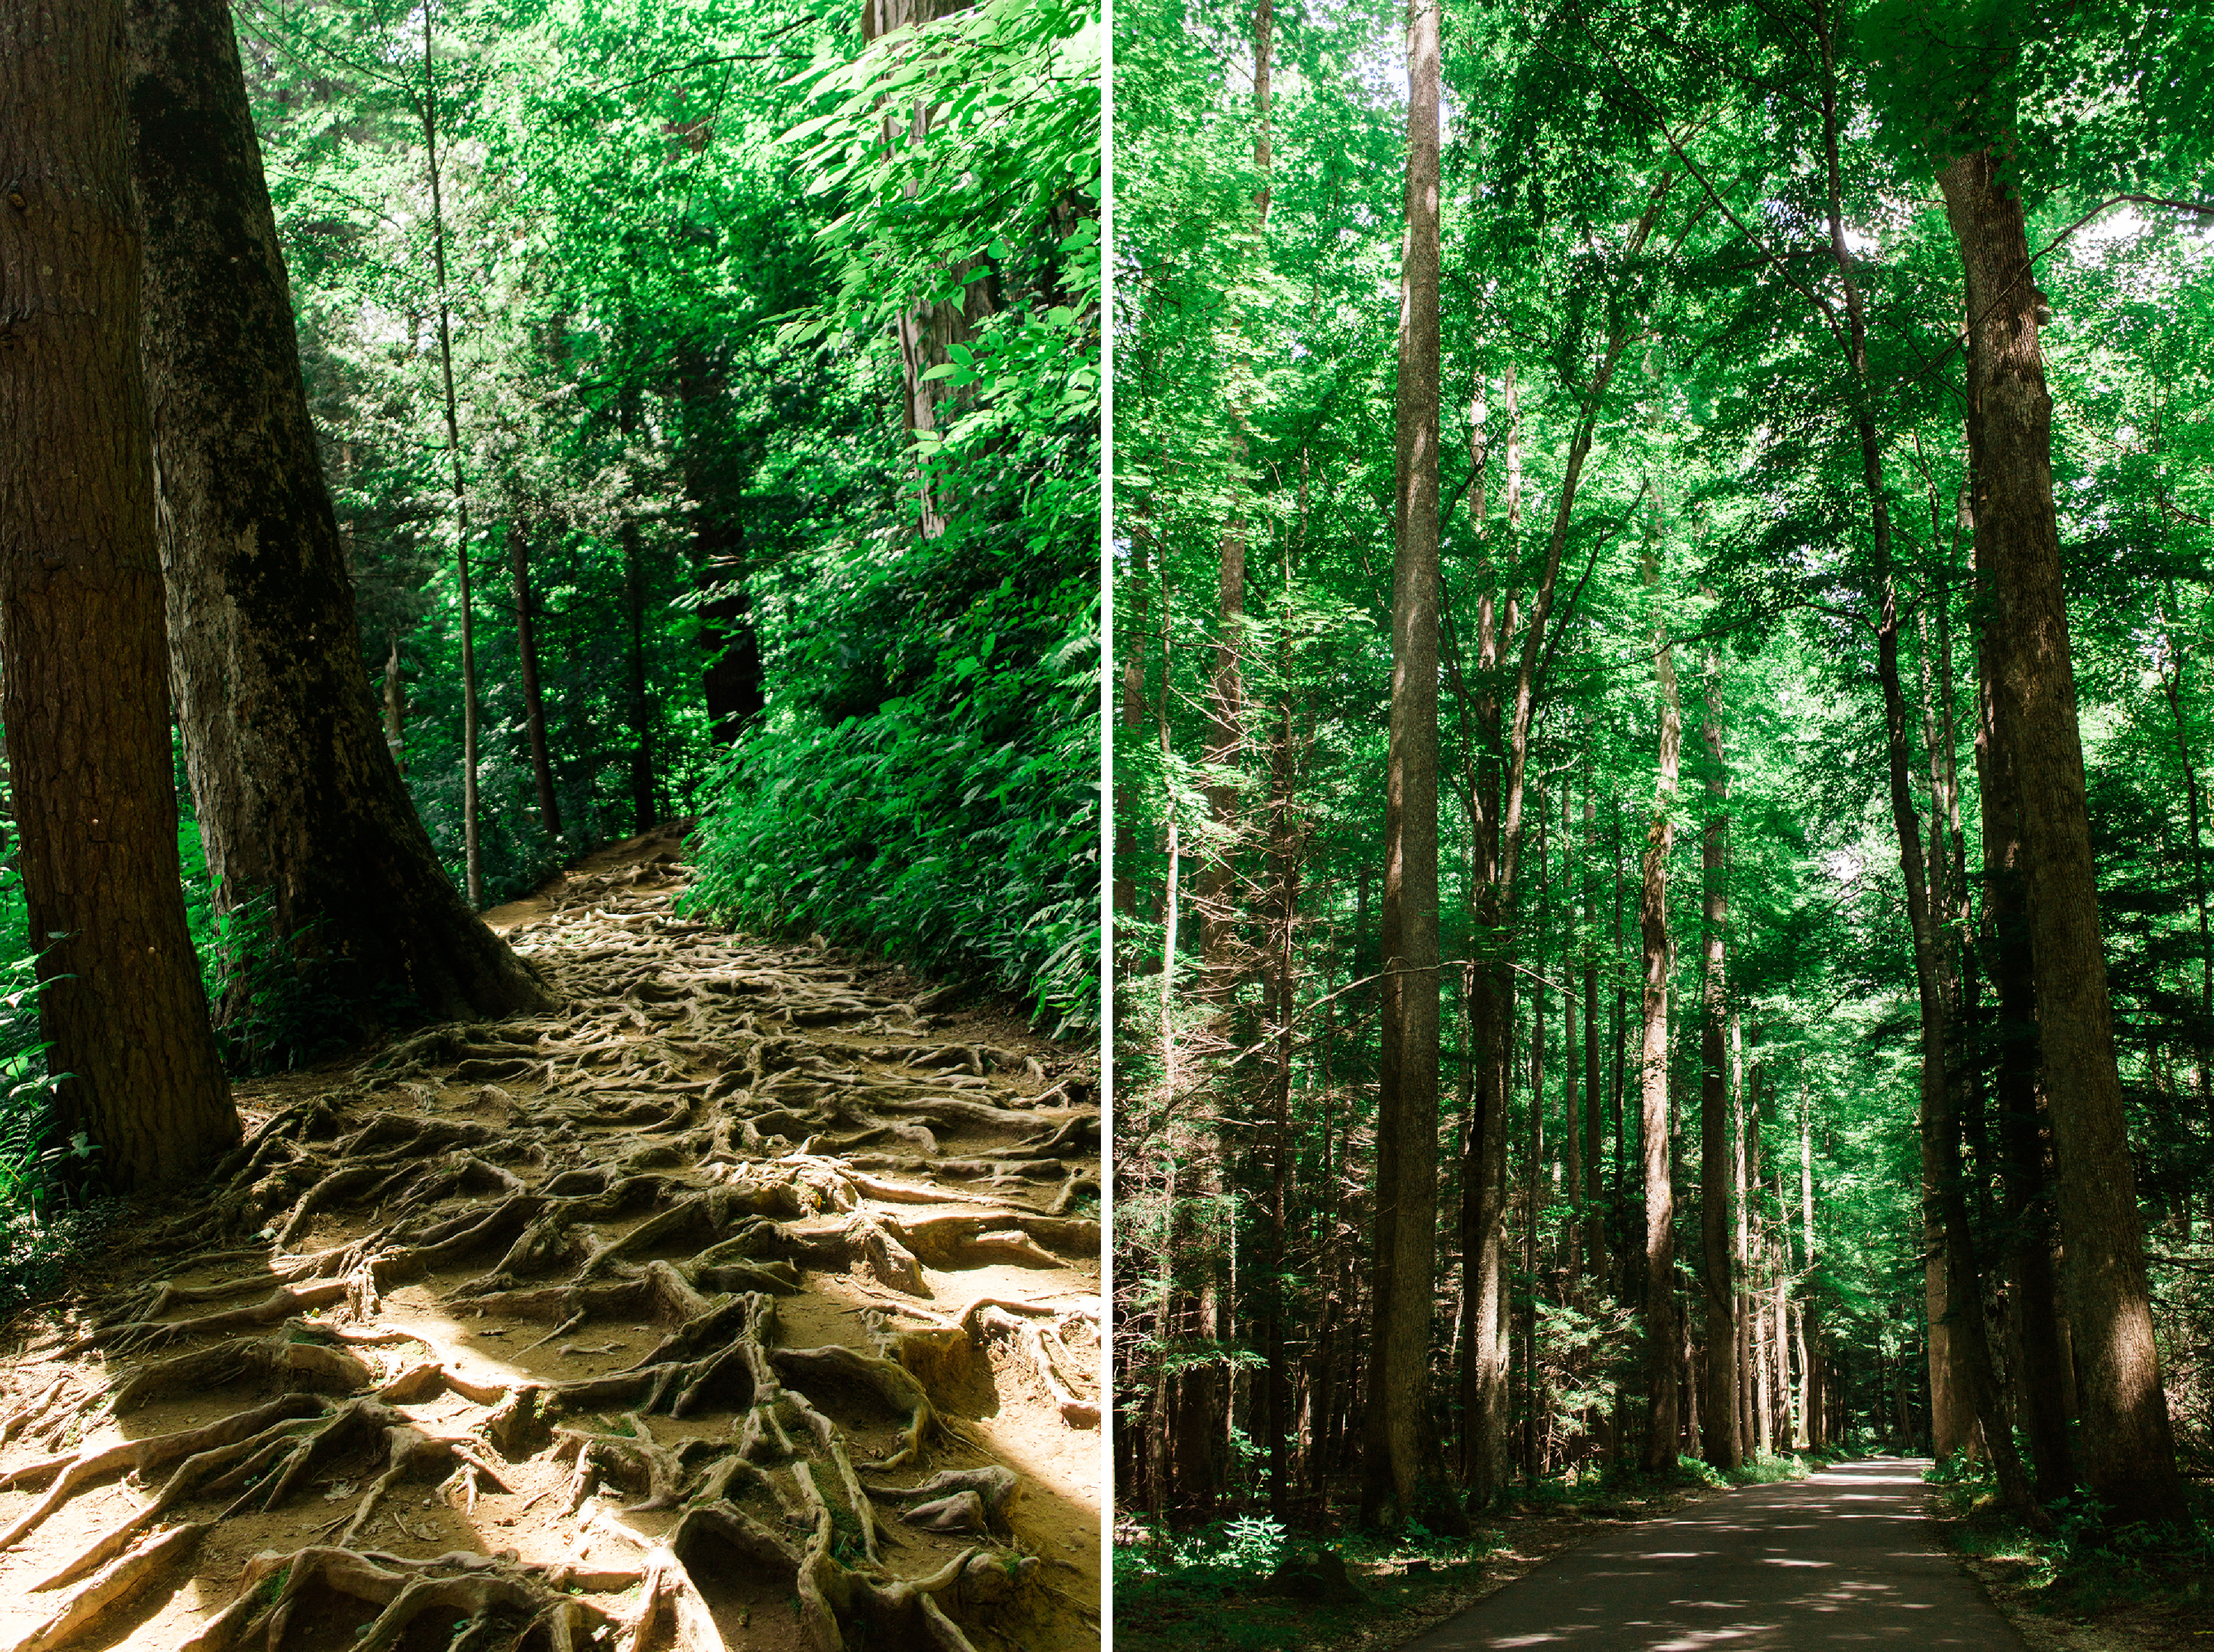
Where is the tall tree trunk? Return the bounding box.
[417,0,480,908]
[1638,453,1683,1474]
[1698,654,1739,1471]
[861,0,989,539]
[622,512,655,834]
[123,0,543,1028]
[2158,605,2213,1124]
[1584,790,1604,1288]
[1975,523,2077,1506]
[1,0,238,1189]
[501,520,562,839]
[1366,0,1445,1527]
[1115,525,1152,924]
[1564,781,1583,1288]
[1940,147,2185,1526]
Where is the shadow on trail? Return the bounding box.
[1403,1458,2024,1651]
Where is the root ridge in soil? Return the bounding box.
[0,826,1101,1652]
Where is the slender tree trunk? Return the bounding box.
[1564,781,1583,1288]
[1,0,238,1189]
[510,520,561,838]
[1941,147,2184,1526]
[862,0,989,539]
[622,513,654,834]
[1699,654,1739,1470]
[1638,472,1683,1474]
[1115,526,1152,924]
[2158,611,2213,1123]
[418,0,480,907]
[384,635,406,773]
[1584,791,1604,1288]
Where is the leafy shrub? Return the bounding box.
[0,885,114,1318]
[686,579,1098,1034]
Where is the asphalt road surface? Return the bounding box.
[1400,1457,2027,1650]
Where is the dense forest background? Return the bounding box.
[1114,0,2214,1584]
[1,0,1097,1219]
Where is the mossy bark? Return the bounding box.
[123,0,546,1027]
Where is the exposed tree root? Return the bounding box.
[0,840,1095,1652]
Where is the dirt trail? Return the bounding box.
[0,826,1101,1652]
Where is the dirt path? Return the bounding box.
[1396,1458,2025,1650]
[0,826,1100,1652]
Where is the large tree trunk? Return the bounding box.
[1366,0,1444,1527]
[1698,657,1739,1471]
[121,0,545,1027]
[1940,148,2185,1526]
[0,0,239,1191]
[1974,452,2077,1507]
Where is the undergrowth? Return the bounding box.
[1116,1448,1864,1651]
[0,870,115,1320]
[1927,1447,2214,1618]
[684,576,1098,1036]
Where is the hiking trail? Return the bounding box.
[0,824,1102,1652]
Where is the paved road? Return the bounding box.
[1401,1457,2027,1650]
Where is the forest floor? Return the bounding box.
[1936,1506,2214,1652]
[0,824,1100,1652]
[1112,1476,1737,1652]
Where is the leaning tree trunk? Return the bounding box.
[121,0,547,1027]
[1940,147,2185,1526]
[1,0,238,1191]
[1366,0,1445,1529]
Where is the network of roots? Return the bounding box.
[0,841,1101,1652]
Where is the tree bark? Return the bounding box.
[383,634,406,773]
[1975,627,2076,1503]
[1941,147,2185,1526]
[861,0,990,540]
[622,512,655,834]
[1,0,239,1191]
[1367,0,1443,1526]
[417,0,480,908]
[1698,655,1739,1471]
[121,0,545,1026]
[1638,466,1683,1474]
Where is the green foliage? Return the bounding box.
[0,877,118,1318]
[686,580,1098,1031]
[1932,1452,2214,1616]
[231,0,1096,1022]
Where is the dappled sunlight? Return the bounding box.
[0,840,1100,1652]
